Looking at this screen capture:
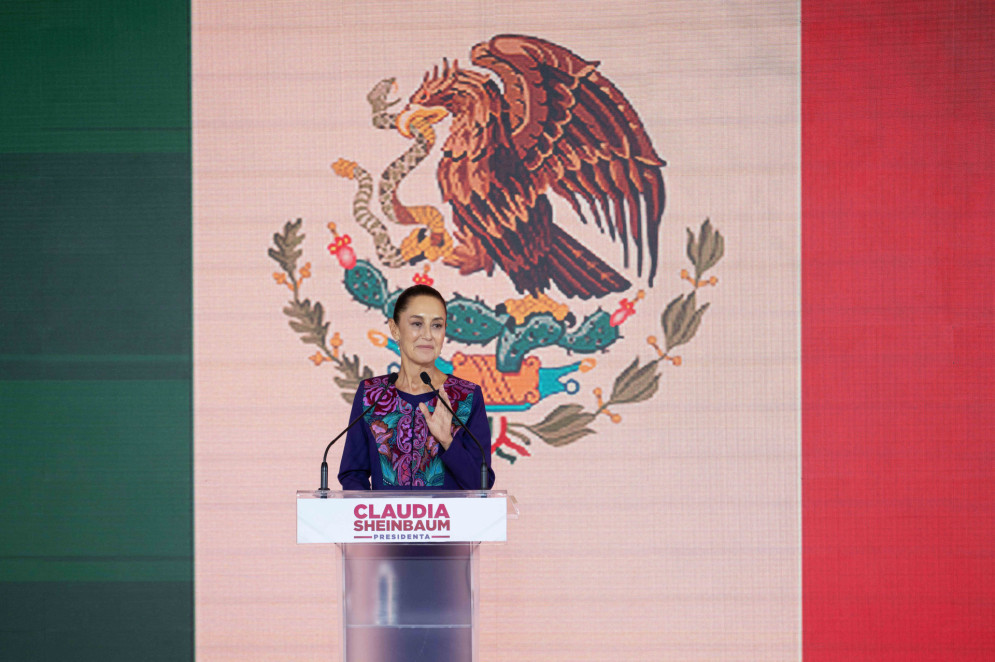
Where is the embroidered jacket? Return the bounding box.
[337,375,495,490]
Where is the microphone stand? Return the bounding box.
[318,373,397,496]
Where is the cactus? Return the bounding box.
[559,309,618,353]
[446,295,510,345]
[343,259,398,314]
[339,261,627,372]
[495,314,564,372]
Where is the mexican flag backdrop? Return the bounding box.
[1,1,991,660]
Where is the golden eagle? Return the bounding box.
[397,34,666,300]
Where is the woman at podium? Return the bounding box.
[338,284,495,490]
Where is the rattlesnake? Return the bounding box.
[333,78,444,268]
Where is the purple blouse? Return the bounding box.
[337,375,495,490]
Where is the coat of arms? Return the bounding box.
[268,35,724,464]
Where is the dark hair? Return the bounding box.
[392,284,447,323]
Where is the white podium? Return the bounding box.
[297,490,518,662]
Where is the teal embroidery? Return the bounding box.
[363,376,476,487]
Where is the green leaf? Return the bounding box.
[662,292,709,350]
[529,404,586,433]
[673,302,708,348]
[686,227,698,270]
[611,368,661,405]
[267,247,292,274]
[300,329,328,346]
[539,425,597,447]
[611,357,642,397]
[661,293,689,344]
[335,353,369,396]
[687,218,724,280]
[283,297,329,347]
[268,219,305,274]
[283,299,314,321]
[526,405,598,447]
[610,357,660,404]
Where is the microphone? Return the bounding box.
[419,371,490,490]
[318,372,398,495]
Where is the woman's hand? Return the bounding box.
[420,388,454,450]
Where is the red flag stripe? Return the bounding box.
[803,0,995,658]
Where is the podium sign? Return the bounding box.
[297,490,513,544]
[297,489,516,662]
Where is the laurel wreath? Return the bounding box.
[269,218,374,403]
[500,218,724,448]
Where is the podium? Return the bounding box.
[297,490,517,662]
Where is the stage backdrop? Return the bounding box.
[194,1,799,660]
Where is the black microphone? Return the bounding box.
[419,371,490,490]
[318,372,398,495]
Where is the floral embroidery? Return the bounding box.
[363,376,476,487]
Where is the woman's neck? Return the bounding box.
[395,364,445,395]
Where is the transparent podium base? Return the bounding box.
[341,543,478,662]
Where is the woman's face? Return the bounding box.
[390,295,446,369]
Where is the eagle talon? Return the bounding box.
[442,227,494,276]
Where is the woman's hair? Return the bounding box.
[392,284,448,323]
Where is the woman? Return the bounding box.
[337,284,495,490]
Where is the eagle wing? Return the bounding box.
[470,34,666,285]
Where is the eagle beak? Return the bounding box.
[396,104,449,138]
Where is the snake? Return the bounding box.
[333,78,443,268]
